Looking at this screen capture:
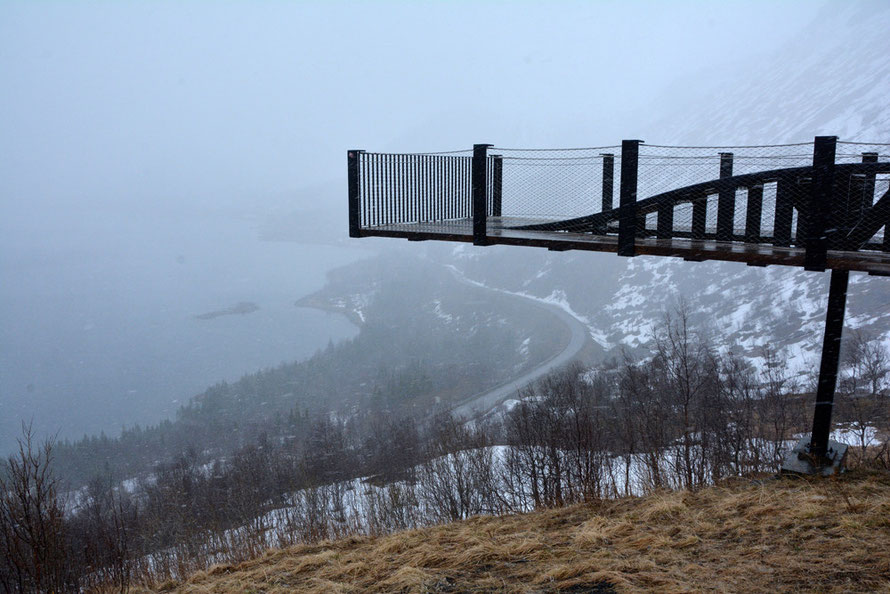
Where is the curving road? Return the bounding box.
[443,266,596,419]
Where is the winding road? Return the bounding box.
[443,265,597,419]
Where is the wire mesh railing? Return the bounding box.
[354,152,474,227]
[347,139,890,268]
[634,143,816,245]
[489,146,621,223]
[836,141,890,252]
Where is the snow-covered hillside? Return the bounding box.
[434,3,890,375]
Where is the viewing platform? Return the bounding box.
[347,139,890,275]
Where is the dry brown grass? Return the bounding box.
[151,470,890,593]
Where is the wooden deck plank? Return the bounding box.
[359,216,890,275]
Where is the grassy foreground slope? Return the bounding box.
[159,470,890,593]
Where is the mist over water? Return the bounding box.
[0,208,363,452]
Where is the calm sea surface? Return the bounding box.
[0,209,365,452]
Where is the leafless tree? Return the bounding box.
[0,424,71,593]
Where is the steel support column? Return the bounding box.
[472,144,492,246]
[618,140,642,257]
[809,268,849,458]
[782,267,851,475]
[804,136,837,271]
[347,149,363,238]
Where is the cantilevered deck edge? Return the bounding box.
[358,219,890,276]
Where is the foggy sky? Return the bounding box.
[1,0,832,219]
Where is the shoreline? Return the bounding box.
[294,293,365,330]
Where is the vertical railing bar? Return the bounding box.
[430,155,441,221]
[444,156,448,220]
[492,155,503,218]
[855,152,878,220]
[365,153,371,227]
[435,156,441,221]
[773,177,793,247]
[367,153,373,226]
[387,153,392,225]
[457,156,462,219]
[431,156,436,221]
[486,157,491,215]
[405,155,410,224]
[380,154,389,225]
[490,156,494,215]
[491,155,494,215]
[468,156,472,218]
[419,155,425,223]
[399,155,406,225]
[395,155,408,223]
[390,154,396,225]
[375,153,380,226]
[692,196,707,240]
[386,155,397,225]
[745,185,764,243]
[445,156,450,219]
[394,155,400,225]
[415,155,421,223]
[428,155,433,222]
[856,152,881,250]
[380,154,386,226]
[442,155,447,220]
[463,157,468,218]
[447,156,452,220]
[428,155,434,221]
[601,153,614,214]
[412,155,417,223]
[386,155,396,225]
[378,154,384,226]
[394,154,399,225]
[444,156,449,220]
[442,156,447,220]
[448,157,457,219]
[418,155,422,224]
[358,152,368,227]
[657,202,672,239]
[373,153,378,226]
[367,154,371,226]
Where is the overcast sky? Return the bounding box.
[1,0,834,218]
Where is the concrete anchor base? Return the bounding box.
[780,436,848,476]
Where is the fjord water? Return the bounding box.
[0,209,363,453]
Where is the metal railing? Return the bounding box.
[348,138,890,269]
